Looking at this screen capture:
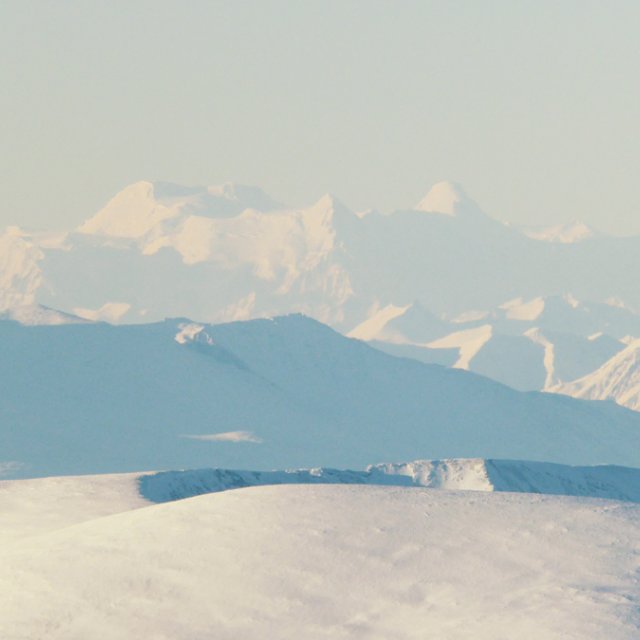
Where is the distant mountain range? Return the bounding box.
[351,296,639,391]
[2,179,640,424]
[553,339,640,412]
[3,179,640,327]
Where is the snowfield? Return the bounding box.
[3,457,640,542]
[1,482,639,639]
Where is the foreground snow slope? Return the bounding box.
[0,472,148,543]
[5,315,640,477]
[1,484,639,639]
[3,458,640,545]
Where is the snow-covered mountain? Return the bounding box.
[552,339,640,412]
[413,180,486,218]
[348,300,450,343]
[78,180,283,238]
[4,179,640,330]
[520,220,598,243]
[2,475,640,639]
[4,314,640,479]
[4,179,640,419]
[0,226,43,309]
[354,294,640,343]
[352,295,634,391]
[374,325,625,391]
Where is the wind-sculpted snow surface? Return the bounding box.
[139,458,640,504]
[138,466,409,502]
[4,458,640,543]
[2,484,640,639]
[373,458,640,502]
[5,315,640,477]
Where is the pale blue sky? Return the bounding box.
[2,0,640,234]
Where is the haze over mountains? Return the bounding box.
[3,180,640,639]
[4,179,640,326]
[2,178,640,414]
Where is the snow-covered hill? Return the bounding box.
[5,457,640,534]
[141,458,640,504]
[4,458,640,545]
[553,339,640,412]
[1,482,639,639]
[4,314,640,478]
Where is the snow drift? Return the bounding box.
[1,483,639,639]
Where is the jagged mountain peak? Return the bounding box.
[521,220,599,244]
[309,192,351,213]
[77,180,283,239]
[553,338,640,412]
[414,181,482,217]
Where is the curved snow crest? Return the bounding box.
[138,466,402,503]
[139,458,640,505]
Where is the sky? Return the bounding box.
[1,0,640,234]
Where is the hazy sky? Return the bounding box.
[2,0,640,234]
